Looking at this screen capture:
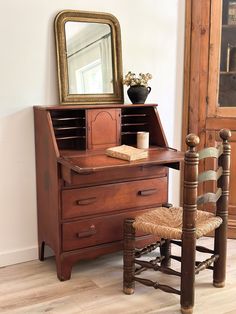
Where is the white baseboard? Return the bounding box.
[0,246,53,267]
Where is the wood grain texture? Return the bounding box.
[0,238,235,314]
[184,0,236,238]
[181,0,211,201]
[59,149,184,174]
[61,164,167,187]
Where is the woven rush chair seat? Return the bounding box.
[134,207,223,240]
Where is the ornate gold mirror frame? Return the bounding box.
[55,10,124,105]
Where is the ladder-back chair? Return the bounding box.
[123,129,231,314]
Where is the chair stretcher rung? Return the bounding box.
[195,255,219,274]
[134,276,181,295]
[135,259,181,276]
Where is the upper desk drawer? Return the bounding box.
[62,163,167,187]
[62,176,167,220]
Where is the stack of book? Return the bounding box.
[106,145,148,161]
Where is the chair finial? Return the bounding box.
[219,129,231,141]
[185,133,200,148]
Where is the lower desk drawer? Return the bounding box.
[62,209,155,251]
[62,176,167,219]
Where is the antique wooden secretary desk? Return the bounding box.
[34,10,183,281]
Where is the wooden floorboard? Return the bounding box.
[0,238,236,313]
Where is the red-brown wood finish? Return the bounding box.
[183,0,236,237]
[62,177,167,219]
[61,163,167,186]
[34,104,183,281]
[34,110,60,263]
[87,108,121,150]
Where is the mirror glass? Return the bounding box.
[65,22,113,95]
[55,10,123,105]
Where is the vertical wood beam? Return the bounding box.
[182,0,211,147]
[181,0,211,202]
[182,0,192,149]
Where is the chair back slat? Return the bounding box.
[198,145,223,160]
[197,188,222,205]
[198,167,223,183]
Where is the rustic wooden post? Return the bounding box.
[180,134,199,314]
[160,203,172,267]
[123,218,135,294]
[213,129,231,287]
[160,239,171,267]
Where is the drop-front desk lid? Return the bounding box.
[58,147,184,175]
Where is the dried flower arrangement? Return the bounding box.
[123,71,152,87]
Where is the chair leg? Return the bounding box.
[180,233,196,314]
[213,221,227,288]
[160,239,171,267]
[123,218,135,295]
[213,128,230,287]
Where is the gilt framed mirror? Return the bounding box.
[55,10,124,105]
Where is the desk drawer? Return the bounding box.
[62,164,167,187]
[62,209,155,251]
[62,177,167,219]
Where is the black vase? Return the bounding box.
[127,85,151,104]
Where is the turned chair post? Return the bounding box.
[160,239,171,267]
[213,129,231,287]
[160,203,173,267]
[180,134,200,314]
[123,218,136,294]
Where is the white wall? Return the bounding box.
[0,0,185,266]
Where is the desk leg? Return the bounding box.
[38,241,45,261]
[56,255,72,281]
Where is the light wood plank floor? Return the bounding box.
[0,238,236,314]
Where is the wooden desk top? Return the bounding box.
[34,104,159,110]
[58,147,184,174]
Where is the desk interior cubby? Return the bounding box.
[120,106,166,147]
[48,104,166,152]
[50,109,86,150]
[121,107,149,146]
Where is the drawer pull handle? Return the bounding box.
[138,188,157,196]
[76,225,96,238]
[76,197,97,206]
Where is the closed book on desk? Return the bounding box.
[106,145,148,161]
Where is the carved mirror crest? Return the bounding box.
[55,10,124,105]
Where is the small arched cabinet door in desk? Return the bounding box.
[34,103,184,281]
